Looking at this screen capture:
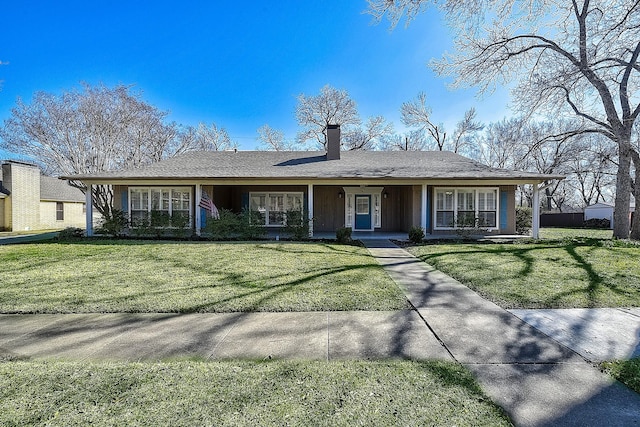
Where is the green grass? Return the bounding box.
[406,238,640,309]
[0,240,409,313]
[539,227,613,240]
[601,358,640,394]
[0,359,511,426]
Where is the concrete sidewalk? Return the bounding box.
[364,239,640,427]
[0,311,450,362]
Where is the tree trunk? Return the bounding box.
[630,151,640,240]
[613,151,631,239]
[630,184,640,240]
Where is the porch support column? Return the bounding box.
[308,184,314,237]
[85,184,93,237]
[421,183,427,231]
[532,183,540,239]
[195,184,202,236]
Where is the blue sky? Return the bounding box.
[0,1,511,155]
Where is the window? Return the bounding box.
[457,190,475,227]
[56,202,64,221]
[129,187,192,226]
[434,188,499,229]
[435,190,454,228]
[477,190,497,227]
[249,192,303,226]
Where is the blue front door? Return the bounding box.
[355,195,372,230]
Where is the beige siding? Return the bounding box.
[0,198,5,231]
[3,196,10,231]
[40,201,86,229]
[2,163,40,231]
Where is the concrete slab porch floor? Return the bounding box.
[1,239,639,426]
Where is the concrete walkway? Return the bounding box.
[2,239,640,426]
[364,239,640,427]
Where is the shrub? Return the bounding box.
[408,226,425,244]
[97,209,129,237]
[283,209,311,240]
[57,227,84,240]
[515,207,532,235]
[131,214,153,237]
[583,218,610,229]
[237,209,266,240]
[203,208,240,240]
[150,210,171,237]
[170,211,193,238]
[336,227,352,244]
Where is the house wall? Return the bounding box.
[40,201,86,229]
[313,186,345,232]
[411,185,423,231]
[0,198,5,231]
[1,162,41,231]
[427,184,517,235]
[380,185,414,232]
[111,183,520,235]
[501,185,516,234]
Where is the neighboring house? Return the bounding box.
[584,201,635,230]
[63,125,562,238]
[0,160,88,232]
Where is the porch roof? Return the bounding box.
[62,150,563,183]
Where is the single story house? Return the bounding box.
[1,160,88,231]
[63,125,562,238]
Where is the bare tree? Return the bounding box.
[379,129,430,151]
[369,0,640,239]
[478,117,528,170]
[567,134,616,207]
[401,92,483,154]
[173,122,237,154]
[256,124,295,151]
[295,84,361,149]
[342,116,394,150]
[401,92,447,150]
[0,83,177,216]
[452,107,483,156]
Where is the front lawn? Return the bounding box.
[406,239,640,309]
[601,358,640,395]
[0,359,510,426]
[0,240,409,313]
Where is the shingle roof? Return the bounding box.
[40,176,86,202]
[62,150,562,182]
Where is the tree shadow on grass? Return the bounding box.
[409,241,638,309]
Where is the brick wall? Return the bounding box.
[0,198,5,230]
[2,162,41,231]
[40,201,86,229]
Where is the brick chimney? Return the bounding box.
[326,124,341,160]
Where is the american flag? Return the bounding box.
[199,191,220,219]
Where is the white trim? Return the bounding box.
[421,183,427,230]
[128,186,193,226]
[308,184,314,237]
[195,184,203,236]
[85,184,93,236]
[532,184,540,239]
[79,178,549,187]
[343,187,384,231]
[248,191,304,227]
[432,187,500,231]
